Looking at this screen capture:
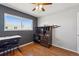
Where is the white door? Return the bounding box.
[77,13,79,52]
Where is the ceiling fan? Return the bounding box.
[32,3,52,12]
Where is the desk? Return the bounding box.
[0,35,21,56]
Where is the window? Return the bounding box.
[22,18,33,30]
[4,13,33,31]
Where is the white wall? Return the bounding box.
[77,13,79,52]
[38,5,79,51]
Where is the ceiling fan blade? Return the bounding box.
[32,3,52,5]
[42,3,52,5]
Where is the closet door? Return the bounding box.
[77,13,79,52]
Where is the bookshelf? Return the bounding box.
[33,26,53,48]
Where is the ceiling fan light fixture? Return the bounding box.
[39,4,43,10]
[32,4,45,12]
[32,3,52,12]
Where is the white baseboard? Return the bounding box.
[52,44,79,54]
[19,41,33,48]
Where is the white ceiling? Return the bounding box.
[1,3,79,17]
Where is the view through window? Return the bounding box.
[4,13,33,31]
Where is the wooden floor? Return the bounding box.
[9,43,79,56]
